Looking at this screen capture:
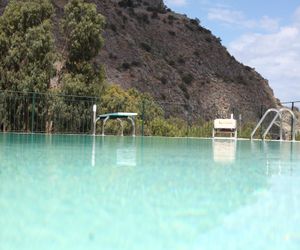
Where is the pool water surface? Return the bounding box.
[0,134,300,250]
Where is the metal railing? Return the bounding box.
[0,90,299,140]
[281,101,300,139]
[0,90,99,134]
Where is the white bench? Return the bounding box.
[213,119,237,139]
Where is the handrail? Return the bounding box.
[251,107,297,141]
[251,108,279,140]
[262,112,282,140]
[279,108,297,141]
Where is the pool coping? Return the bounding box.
[1,132,299,143]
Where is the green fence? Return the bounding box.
[0,91,98,134]
[0,90,298,139]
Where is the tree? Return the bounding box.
[43,0,107,133]
[0,0,55,92]
[0,0,56,131]
[99,85,165,135]
[60,0,105,97]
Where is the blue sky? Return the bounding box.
[165,0,300,103]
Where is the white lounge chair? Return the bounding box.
[213,118,237,139]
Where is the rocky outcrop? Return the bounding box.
[93,0,278,121]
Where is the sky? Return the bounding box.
[165,0,300,103]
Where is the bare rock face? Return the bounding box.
[1,0,279,122]
[93,0,278,121]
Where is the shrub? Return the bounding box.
[160,76,167,85]
[151,12,159,19]
[190,18,200,26]
[140,42,152,52]
[122,15,128,23]
[109,53,117,59]
[188,121,213,137]
[194,50,200,56]
[168,60,175,66]
[110,23,117,32]
[177,55,185,64]
[131,61,142,67]
[182,73,194,85]
[238,123,256,139]
[136,13,150,24]
[149,117,181,137]
[179,83,190,99]
[146,6,167,14]
[121,62,131,70]
[118,0,135,8]
[296,132,300,141]
[168,30,176,36]
[167,15,177,21]
[185,24,194,31]
[205,37,212,43]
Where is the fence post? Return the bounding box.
[186,104,191,137]
[291,102,294,140]
[141,99,145,136]
[260,105,264,139]
[31,93,36,133]
[239,114,242,137]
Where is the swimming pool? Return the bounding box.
[0,134,300,250]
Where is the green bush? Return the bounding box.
[148,117,178,137]
[98,85,163,135]
[188,120,213,138]
[238,123,256,139]
[296,132,300,141]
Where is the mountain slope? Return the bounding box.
[1,0,279,121]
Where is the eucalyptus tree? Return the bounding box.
[0,0,55,131]
[61,0,106,97]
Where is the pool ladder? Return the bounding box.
[251,108,297,141]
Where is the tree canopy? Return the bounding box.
[0,0,55,92]
[60,0,106,96]
[62,0,105,63]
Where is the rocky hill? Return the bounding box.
[1,0,279,122]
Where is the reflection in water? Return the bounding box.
[213,139,236,163]
[263,141,296,176]
[116,138,136,167]
[250,140,299,176]
[91,136,96,167]
[97,136,137,167]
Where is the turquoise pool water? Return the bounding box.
[0,134,300,250]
